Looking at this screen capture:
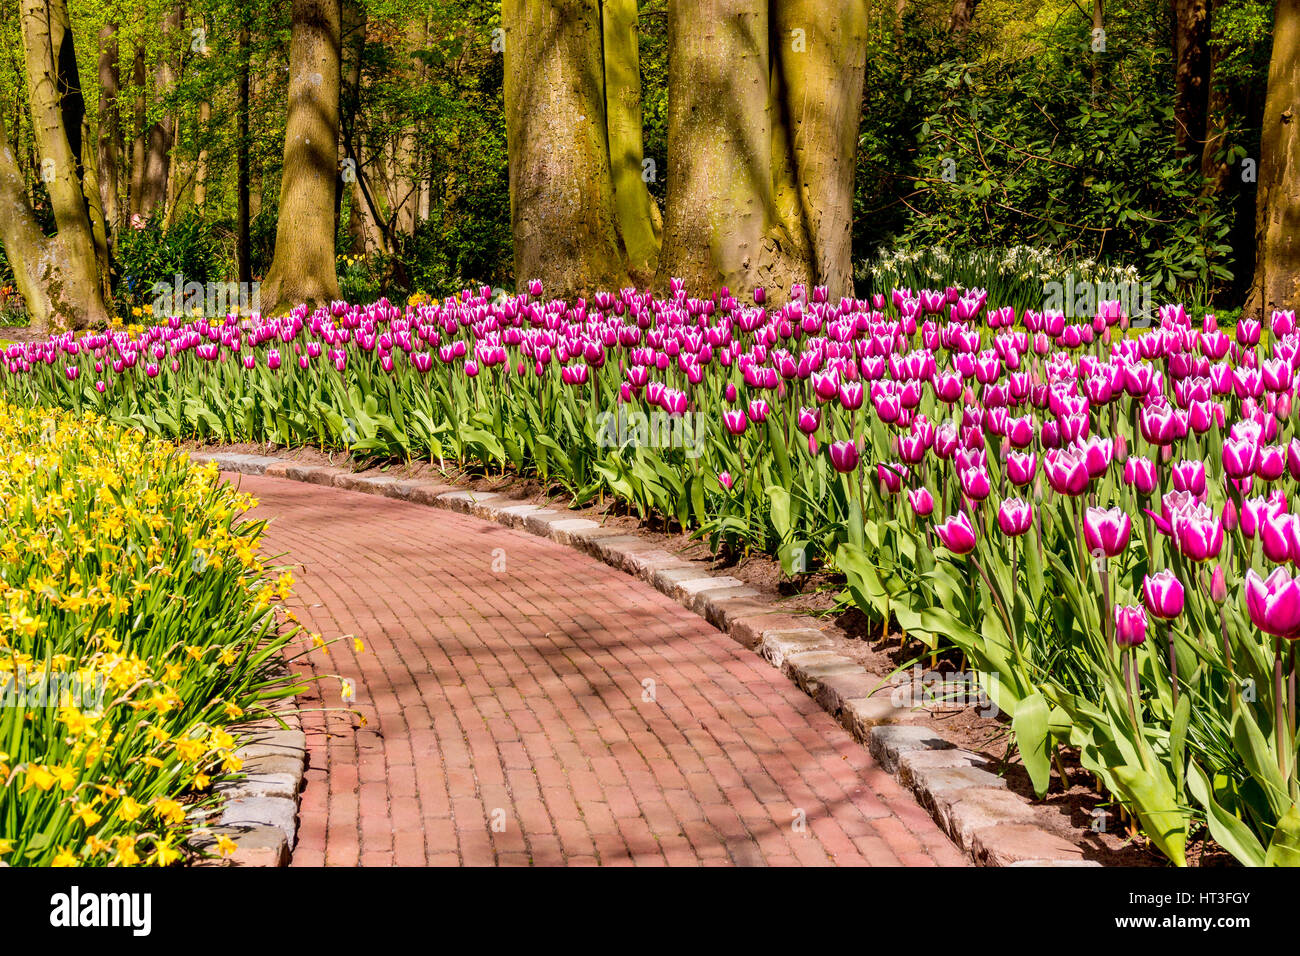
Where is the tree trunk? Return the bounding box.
[504,0,628,297]
[1171,0,1211,156]
[656,0,864,299]
[602,0,661,284]
[771,0,869,298]
[393,11,427,238]
[236,18,251,284]
[1245,0,1300,317]
[129,43,145,220]
[0,110,60,326]
[657,0,784,296]
[140,4,183,221]
[96,22,123,242]
[1200,4,1230,196]
[12,0,110,329]
[194,99,211,210]
[258,0,343,314]
[949,0,979,33]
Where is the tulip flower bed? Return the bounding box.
[0,404,306,866]
[4,282,1300,866]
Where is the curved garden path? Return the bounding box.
[235,473,966,866]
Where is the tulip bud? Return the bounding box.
[1210,565,1228,603]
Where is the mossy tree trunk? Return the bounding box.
[602,0,661,284]
[96,22,124,243]
[1245,0,1300,317]
[2,0,110,330]
[504,0,632,298]
[656,0,868,301]
[258,0,343,315]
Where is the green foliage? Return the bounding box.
[854,0,1270,302]
[114,213,226,315]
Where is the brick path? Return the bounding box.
[235,474,966,866]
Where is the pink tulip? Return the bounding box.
[1122,456,1158,495]
[1257,444,1286,481]
[64,366,79,381]
[958,465,992,501]
[935,512,977,554]
[718,471,734,491]
[747,399,770,423]
[907,487,934,517]
[829,440,859,473]
[1260,511,1296,563]
[1170,460,1206,495]
[1006,450,1037,486]
[1245,567,1300,638]
[997,497,1033,536]
[1083,506,1131,557]
[878,463,909,494]
[722,409,747,435]
[1142,569,1185,619]
[1209,565,1228,603]
[1222,437,1258,479]
[1044,446,1089,496]
[1114,605,1148,647]
[1174,507,1224,561]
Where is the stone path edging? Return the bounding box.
[192,450,1096,867]
[190,679,307,866]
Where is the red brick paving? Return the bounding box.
[234,473,966,866]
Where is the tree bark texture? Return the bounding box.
[10,0,110,329]
[655,0,868,300]
[258,0,343,314]
[1245,0,1300,316]
[1171,0,1211,156]
[503,0,630,297]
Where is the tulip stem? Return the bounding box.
[1276,636,1287,783]
[1219,606,1238,711]
[1166,622,1179,710]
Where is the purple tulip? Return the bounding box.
[997,497,1033,536]
[1083,506,1132,557]
[1170,460,1206,495]
[1114,605,1148,648]
[908,487,934,517]
[1142,569,1185,619]
[1245,567,1300,638]
[1122,456,1158,495]
[1044,446,1090,496]
[829,440,859,473]
[935,512,977,554]
[959,465,992,501]
[1174,506,1225,561]
[1006,450,1037,486]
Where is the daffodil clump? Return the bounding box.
[0,404,303,866]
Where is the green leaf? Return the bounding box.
[1264,804,1300,867]
[1187,762,1265,867]
[1011,691,1052,797]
